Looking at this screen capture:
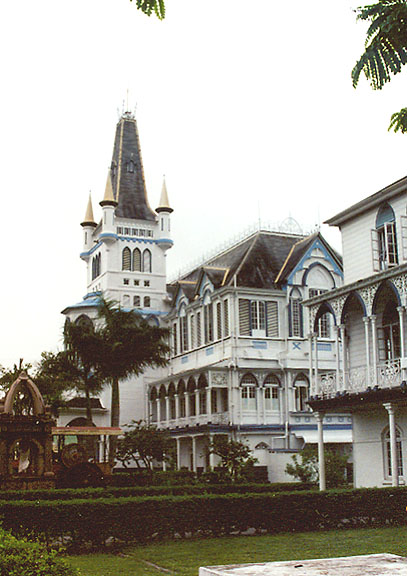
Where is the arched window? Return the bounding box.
[241,373,257,411]
[382,300,401,360]
[179,304,188,353]
[133,248,141,271]
[122,247,131,271]
[144,296,151,308]
[375,203,398,269]
[127,160,135,173]
[383,426,404,478]
[178,380,186,418]
[187,377,196,417]
[133,295,141,307]
[289,288,303,338]
[203,291,213,344]
[198,374,208,415]
[263,374,280,411]
[294,374,309,412]
[123,295,130,307]
[143,249,152,273]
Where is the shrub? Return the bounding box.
[0,527,78,575]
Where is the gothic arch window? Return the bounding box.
[133,295,141,307]
[144,296,151,308]
[123,294,130,307]
[203,290,214,344]
[143,249,152,273]
[241,373,257,411]
[133,248,141,272]
[263,374,280,411]
[383,426,404,478]
[289,288,303,338]
[374,203,398,270]
[179,304,188,353]
[122,247,131,271]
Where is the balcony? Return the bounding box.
[314,358,403,398]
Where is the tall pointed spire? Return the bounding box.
[156,177,173,213]
[81,193,96,227]
[110,112,155,221]
[100,171,118,207]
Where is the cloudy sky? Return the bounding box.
[1,0,406,367]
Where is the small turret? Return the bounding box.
[156,178,173,251]
[99,172,118,244]
[81,193,97,253]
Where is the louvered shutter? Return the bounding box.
[371,229,380,272]
[239,299,251,335]
[266,301,279,337]
[400,215,407,261]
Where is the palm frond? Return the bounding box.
[352,0,407,89]
[132,0,165,19]
[388,107,407,132]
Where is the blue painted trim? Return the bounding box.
[99,232,118,240]
[291,424,352,431]
[118,236,155,245]
[156,238,174,246]
[80,241,102,257]
[286,238,343,285]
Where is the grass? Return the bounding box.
[66,526,407,576]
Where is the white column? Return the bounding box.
[206,387,211,416]
[339,324,346,390]
[174,394,179,421]
[209,434,216,469]
[371,315,378,388]
[191,436,197,472]
[165,397,170,423]
[334,325,341,391]
[363,316,371,387]
[308,333,314,395]
[261,386,266,424]
[156,398,161,423]
[195,389,200,417]
[313,334,319,395]
[176,437,181,470]
[384,403,399,487]
[315,412,326,491]
[398,306,405,365]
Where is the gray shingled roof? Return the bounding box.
[110,113,156,221]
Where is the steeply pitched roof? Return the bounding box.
[110,112,156,221]
[173,231,307,292]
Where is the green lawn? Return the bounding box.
[66,526,407,576]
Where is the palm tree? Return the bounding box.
[96,298,169,463]
[133,0,165,19]
[352,0,407,132]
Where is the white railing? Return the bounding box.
[157,411,230,428]
[316,358,403,398]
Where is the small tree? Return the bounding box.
[116,420,171,471]
[286,445,349,488]
[208,436,257,482]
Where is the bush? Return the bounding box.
[0,527,78,575]
[1,486,407,549]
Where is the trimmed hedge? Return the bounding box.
[0,482,313,501]
[0,528,78,575]
[1,486,407,548]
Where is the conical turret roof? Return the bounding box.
[110,112,156,221]
[81,194,97,227]
[156,177,173,213]
[100,171,117,207]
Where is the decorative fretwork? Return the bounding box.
[359,286,378,317]
[210,372,227,387]
[377,359,401,388]
[318,372,338,397]
[346,366,369,393]
[330,296,347,323]
[391,275,407,306]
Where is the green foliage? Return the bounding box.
[208,437,257,482]
[285,445,349,488]
[352,0,407,133]
[116,420,172,470]
[132,0,165,20]
[2,487,407,548]
[388,107,407,132]
[0,527,78,576]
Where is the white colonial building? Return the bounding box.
[307,175,407,489]
[63,111,352,481]
[148,228,351,481]
[62,110,173,427]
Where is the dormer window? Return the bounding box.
[127,160,135,173]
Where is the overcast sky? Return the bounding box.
[1,0,406,367]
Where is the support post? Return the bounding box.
[363,316,371,386]
[371,315,378,388]
[384,402,399,487]
[315,412,326,491]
